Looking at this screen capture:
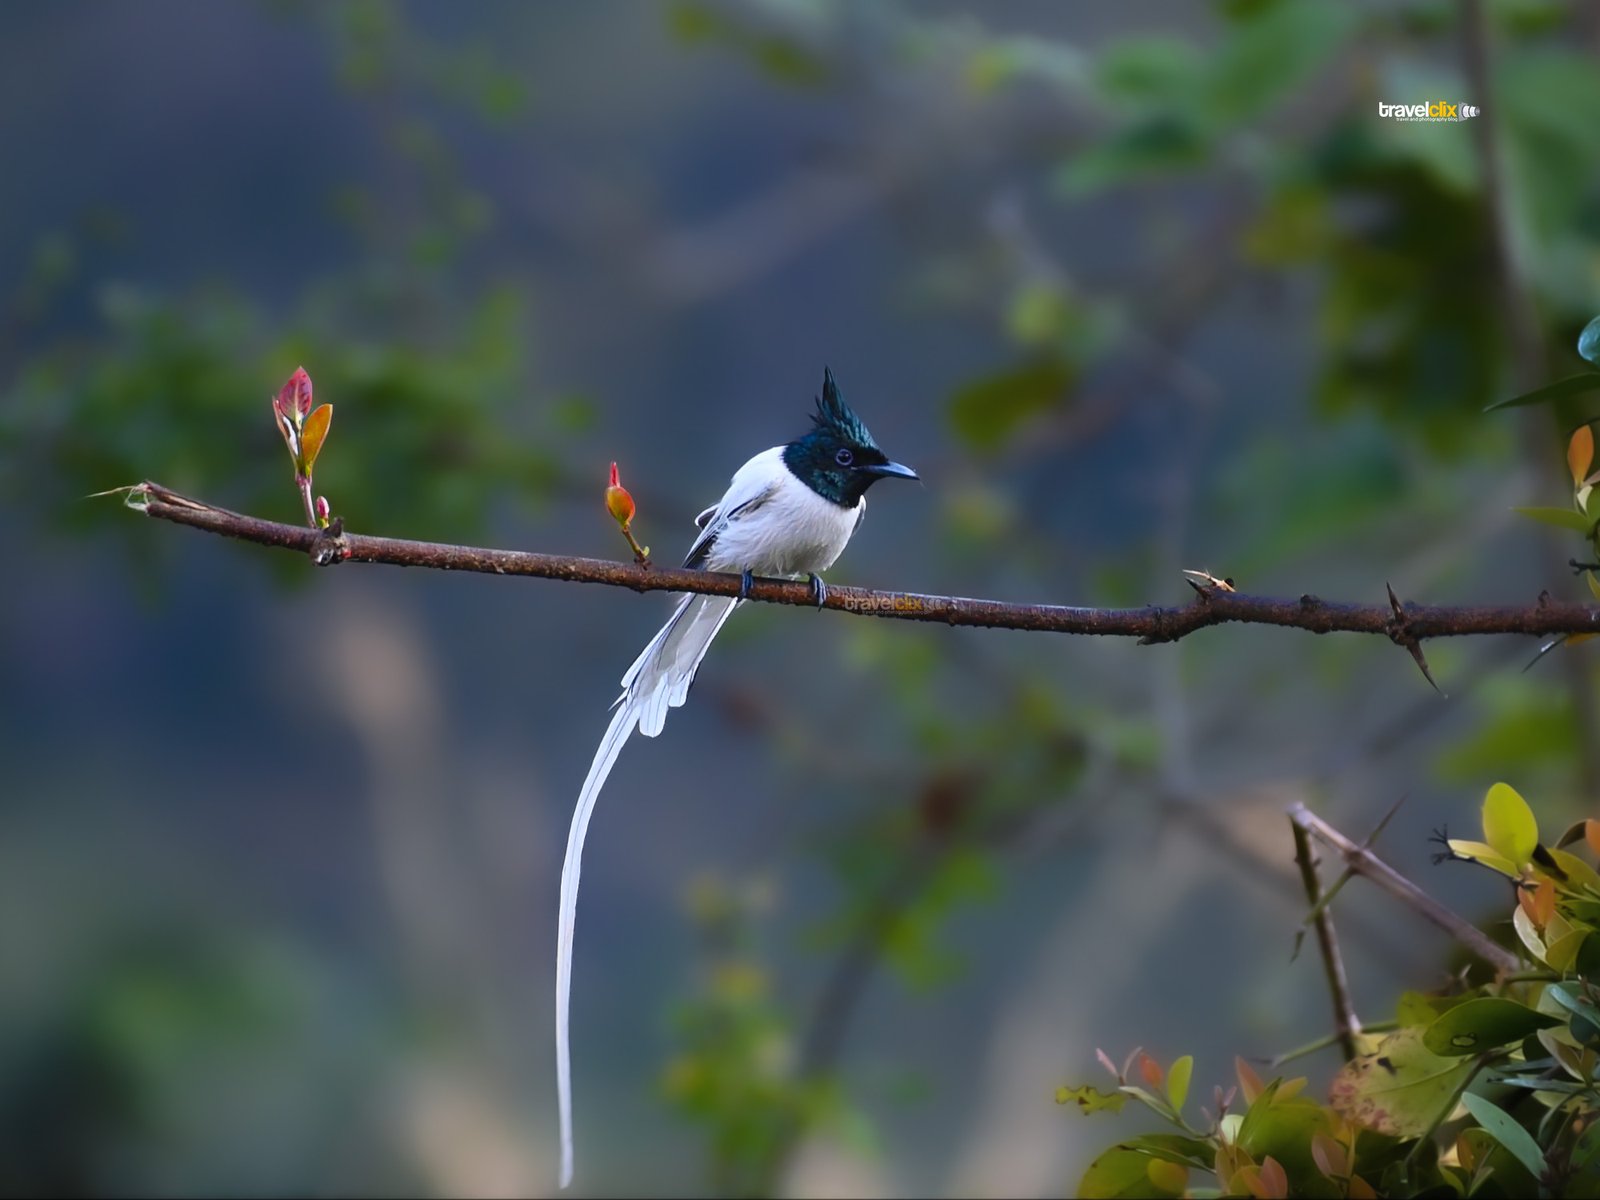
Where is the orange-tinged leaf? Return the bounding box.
[1275,1076,1307,1101]
[1572,425,1596,486]
[1311,1131,1348,1180]
[1257,1155,1288,1199]
[1569,633,1599,646]
[1236,1056,1265,1105]
[300,403,333,474]
[1483,782,1538,867]
[1348,1174,1378,1199]
[1138,1052,1164,1091]
[1519,877,1557,928]
[1588,819,1600,859]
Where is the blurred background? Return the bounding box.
[3,1,1599,1195]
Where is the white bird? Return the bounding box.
[556,368,918,1188]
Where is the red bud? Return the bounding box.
[315,495,331,527]
[605,461,636,527]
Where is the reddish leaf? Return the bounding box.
[276,366,314,423]
[1236,1056,1265,1105]
[1256,1156,1288,1199]
[1588,819,1600,860]
[1311,1131,1348,1180]
[1138,1052,1164,1091]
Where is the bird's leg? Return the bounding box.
[808,573,828,608]
[739,569,755,600]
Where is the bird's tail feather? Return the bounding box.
[557,592,740,1188]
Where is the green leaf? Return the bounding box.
[1482,782,1538,866]
[1166,1055,1193,1112]
[1079,1146,1184,1198]
[1057,113,1211,192]
[1581,316,1600,369]
[1514,506,1600,534]
[1422,997,1559,1057]
[1236,1080,1331,1185]
[1201,1,1360,123]
[1445,839,1521,877]
[1329,1027,1476,1137]
[1056,1083,1128,1115]
[947,359,1073,452]
[1486,371,1600,411]
[1460,1093,1547,1180]
[1121,1133,1215,1169]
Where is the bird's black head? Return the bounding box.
[782,368,918,508]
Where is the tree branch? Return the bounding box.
[1289,803,1520,975]
[1291,819,1361,1061]
[128,482,1600,643]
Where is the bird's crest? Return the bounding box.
[812,367,877,448]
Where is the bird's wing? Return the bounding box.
[681,460,781,570]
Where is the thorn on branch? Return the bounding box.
[309,517,350,566]
[1386,583,1442,694]
[1570,559,1600,575]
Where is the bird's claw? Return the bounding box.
[739,569,755,600]
[808,573,828,608]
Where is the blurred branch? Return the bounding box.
[130,481,1600,642]
[1290,819,1361,1061]
[1288,803,1519,974]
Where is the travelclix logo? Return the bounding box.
[1378,100,1481,122]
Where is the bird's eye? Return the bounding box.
[835,447,854,466]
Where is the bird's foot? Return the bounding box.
[739,569,755,600]
[808,573,828,608]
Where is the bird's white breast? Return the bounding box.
[700,446,863,578]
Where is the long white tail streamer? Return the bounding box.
[556,594,740,1188]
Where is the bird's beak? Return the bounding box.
[860,461,919,481]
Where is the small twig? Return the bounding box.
[1291,818,1362,1060]
[122,482,1600,643]
[296,475,317,530]
[1299,795,1410,927]
[1289,803,1520,974]
[1270,1020,1399,1068]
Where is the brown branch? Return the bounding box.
[1291,819,1361,1061]
[1289,803,1520,974]
[128,482,1600,643]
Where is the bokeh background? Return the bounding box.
[4,2,1599,1195]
